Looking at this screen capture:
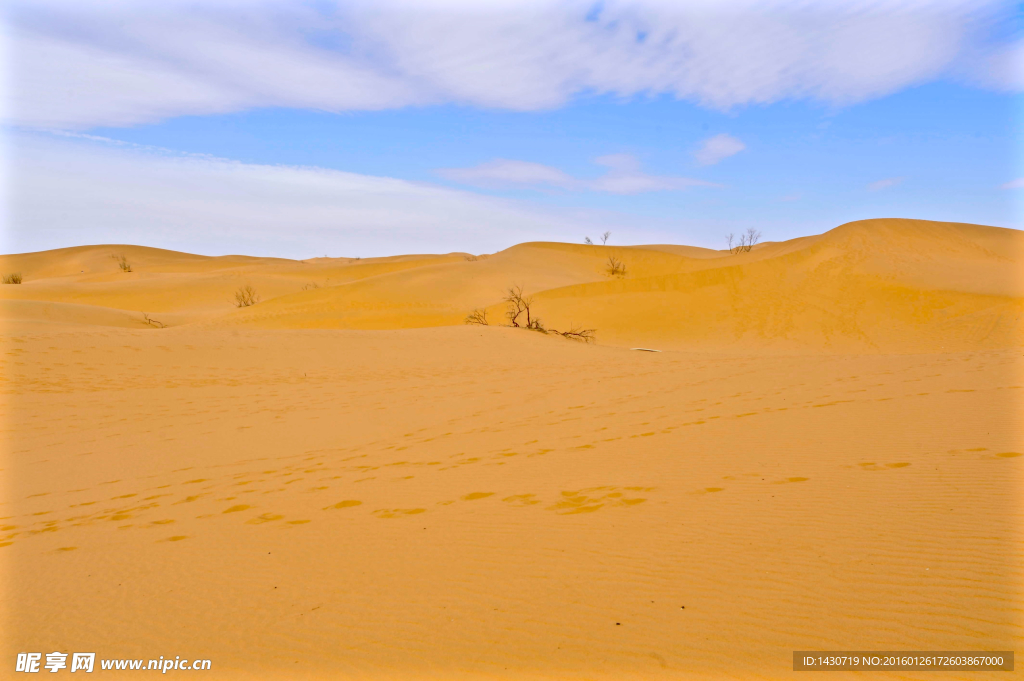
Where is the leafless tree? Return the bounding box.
[503,285,534,327]
[601,231,611,245]
[464,308,489,325]
[726,229,762,254]
[2,272,22,284]
[606,256,626,276]
[234,284,260,307]
[584,236,593,245]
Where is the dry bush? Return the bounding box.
[601,231,611,245]
[464,308,489,325]
[606,256,626,276]
[465,255,478,261]
[727,228,762,254]
[526,318,546,333]
[112,254,132,272]
[142,312,165,328]
[553,325,596,343]
[504,285,535,328]
[301,281,320,290]
[502,284,597,341]
[2,272,22,284]
[234,284,260,307]
[584,236,593,245]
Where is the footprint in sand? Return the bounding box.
[323,500,361,510]
[287,520,311,525]
[503,494,541,506]
[997,452,1022,458]
[246,513,284,525]
[223,504,251,513]
[373,508,426,519]
[549,487,648,515]
[160,536,188,542]
[56,546,77,552]
[461,492,494,501]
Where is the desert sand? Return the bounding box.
[1,218,1021,679]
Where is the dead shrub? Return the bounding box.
[503,285,535,328]
[234,284,260,307]
[112,254,132,272]
[464,308,489,325]
[142,312,165,328]
[606,256,626,276]
[727,228,762,254]
[553,325,596,343]
[2,272,22,284]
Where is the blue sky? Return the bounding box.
[3,0,1022,258]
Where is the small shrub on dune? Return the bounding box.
[606,256,626,276]
[234,284,260,307]
[500,284,596,342]
[2,272,22,284]
[726,228,761,254]
[142,312,165,328]
[112,254,132,272]
[464,308,489,325]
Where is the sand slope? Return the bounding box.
[1,218,1022,679]
[1,326,1020,679]
[1,219,1020,351]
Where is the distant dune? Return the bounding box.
[2,219,1021,679]
[2,218,1021,352]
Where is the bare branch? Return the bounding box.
[606,256,626,276]
[464,308,489,325]
[234,284,260,307]
[743,228,761,252]
[503,285,534,327]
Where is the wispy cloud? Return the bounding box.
[694,134,746,166]
[4,0,1019,129]
[5,133,654,258]
[437,159,577,190]
[439,154,719,195]
[867,176,905,191]
[999,178,1024,189]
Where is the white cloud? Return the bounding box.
[3,133,655,258]
[694,134,746,166]
[439,154,718,194]
[437,159,577,189]
[3,0,1018,129]
[999,178,1024,189]
[867,176,905,191]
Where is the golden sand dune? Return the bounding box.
[1,219,1020,352]
[1,218,1021,679]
